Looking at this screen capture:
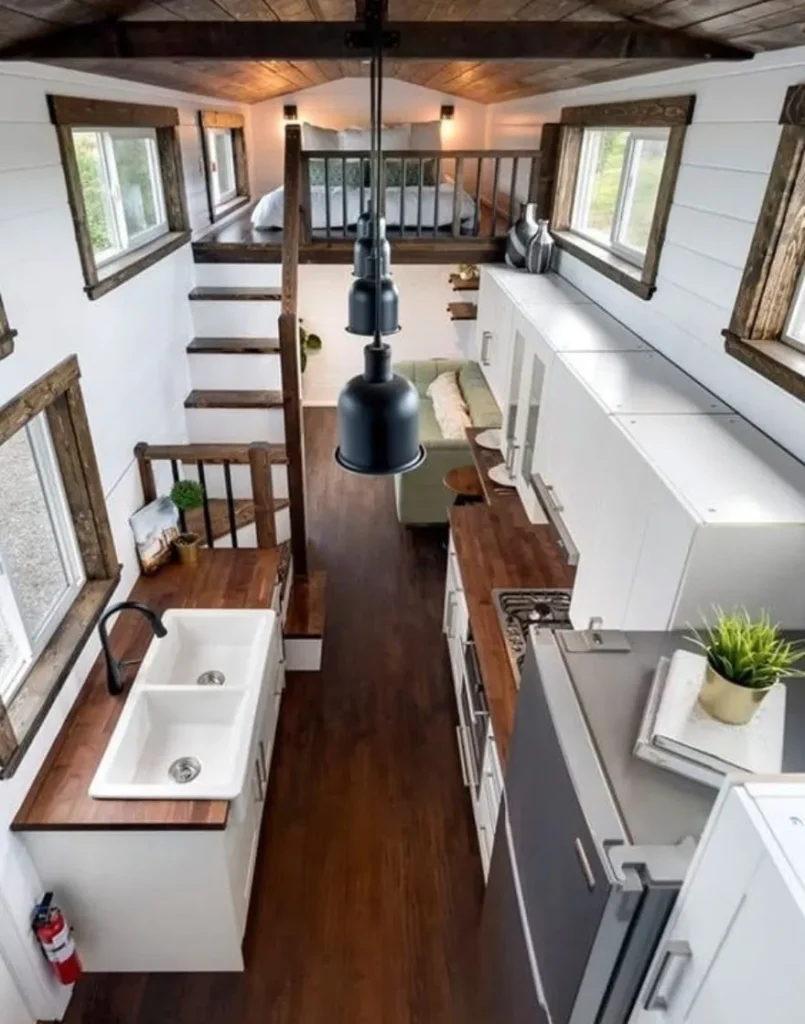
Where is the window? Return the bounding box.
[724,83,805,402]
[49,94,190,301]
[199,110,250,222]
[545,94,695,300]
[571,128,669,267]
[0,356,119,776]
[0,415,85,704]
[208,128,237,208]
[74,128,168,267]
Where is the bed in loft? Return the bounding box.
[251,120,540,239]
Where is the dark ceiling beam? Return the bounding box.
[0,19,753,62]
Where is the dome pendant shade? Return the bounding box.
[353,234,390,278]
[347,276,400,336]
[335,344,426,476]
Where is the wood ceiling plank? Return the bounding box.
[0,1,96,21]
[0,7,56,43]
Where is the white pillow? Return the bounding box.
[427,371,472,441]
[339,124,411,151]
[301,122,339,151]
[410,121,441,150]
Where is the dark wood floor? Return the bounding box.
[64,407,483,1024]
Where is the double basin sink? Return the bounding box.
[90,609,277,801]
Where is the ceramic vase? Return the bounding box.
[525,219,554,275]
[697,661,776,725]
[505,202,540,270]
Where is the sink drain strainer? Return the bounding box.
[197,670,225,686]
[169,756,201,784]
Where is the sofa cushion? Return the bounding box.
[427,371,473,440]
[460,362,502,428]
[395,359,467,399]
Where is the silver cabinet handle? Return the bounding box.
[254,758,264,803]
[445,591,456,637]
[643,940,692,1011]
[480,330,492,366]
[532,472,579,567]
[574,837,596,891]
[506,443,520,477]
[545,482,563,512]
[455,726,470,788]
[258,740,268,785]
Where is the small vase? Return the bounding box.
[505,202,540,270]
[174,534,200,567]
[698,662,776,725]
[525,220,554,275]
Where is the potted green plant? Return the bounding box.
[169,479,205,567]
[298,320,322,374]
[689,607,805,725]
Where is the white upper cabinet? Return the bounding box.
[475,268,515,410]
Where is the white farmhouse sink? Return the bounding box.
[90,609,276,800]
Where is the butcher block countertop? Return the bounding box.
[13,550,279,832]
[449,431,574,766]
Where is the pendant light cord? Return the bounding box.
[372,19,384,350]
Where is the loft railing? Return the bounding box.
[299,149,541,241]
[134,442,281,549]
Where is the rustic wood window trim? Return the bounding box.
[0,355,120,778]
[0,293,16,362]
[547,94,695,301]
[48,94,191,301]
[198,109,250,224]
[724,84,805,402]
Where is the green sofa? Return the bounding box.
[393,359,502,525]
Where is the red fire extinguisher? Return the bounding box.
[32,893,82,986]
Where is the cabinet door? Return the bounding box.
[532,356,608,555]
[506,645,611,1024]
[474,271,497,378]
[629,790,767,1023]
[514,323,553,524]
[226,755,264,936]
[489,284,515,411]
[479,813,550,1024]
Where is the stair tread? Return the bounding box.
[187,337,280,355]
[189,286,281,302]
[447,301,477,321]
[185,497,289,545]
[449,273,479,292]
[184,389,283,410]
[285,571,327,639]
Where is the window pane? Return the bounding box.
[73,131,119,259]
[0,584,22,687]
[0,421,69,638]
[111,135,162,240]
[573,129,629,242]
[786,276,805,346]
[617,137,667,254]
[213,130,235,200]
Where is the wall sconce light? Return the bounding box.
[440,104,455,121]
[284,104,298,121]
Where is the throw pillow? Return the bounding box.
[427,371,473,441]
[301,122,339,151]
[340,124,412,151]
[409,120,441,150]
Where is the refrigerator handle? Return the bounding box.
[643,940,692,1011]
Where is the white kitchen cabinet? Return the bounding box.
[444,533,469,696]
[510,311,552,525]
[630,784,805,1024]
[475,268,514,410]
[21,623,284,973]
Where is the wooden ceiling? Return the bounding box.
[0,0,803,105]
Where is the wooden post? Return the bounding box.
[281,124,308,576]
[249,442,276,549]
[534,122,560,215]
[134,442,158,504]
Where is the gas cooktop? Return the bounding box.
[492,588,573,680]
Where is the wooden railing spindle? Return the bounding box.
[417,157,423,237]
[509,157,519,228]
[490,157,501,238]
[341,156,348,235]
[433,157,441,237]
[135,441,157,504]
[323,157,331,238]
[452,156,464,237]
[169,458,187,534]
[249,442,276,549]
[401,157,407,233]
[474,157,482,236]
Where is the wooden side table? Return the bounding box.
[443,465,484,506]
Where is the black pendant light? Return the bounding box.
[346,45,399,337]
[335,15,424,477]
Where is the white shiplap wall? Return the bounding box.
[0,61,247,1024]
[485,47,805,464]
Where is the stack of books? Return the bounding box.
[634,649,786,789]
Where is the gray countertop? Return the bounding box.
[555,630,805,848]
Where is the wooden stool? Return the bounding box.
[443,465,484,506]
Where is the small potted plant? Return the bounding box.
[169,479,205,567]
[458,262,479,282]
[689,607,805,725]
